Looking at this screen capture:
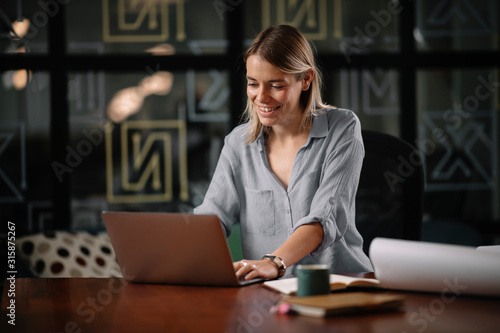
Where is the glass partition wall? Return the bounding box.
[0,0,499,245]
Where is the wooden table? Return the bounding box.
[2,276,500,333]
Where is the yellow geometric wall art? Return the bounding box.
[105,120,188,203]
[262,0,328,40]
[102,0,186,43]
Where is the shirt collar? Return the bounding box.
[255,127,266,152]
[309,112,328,139]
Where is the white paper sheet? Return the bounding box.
[369,237,500,297]
[477,245,500,254]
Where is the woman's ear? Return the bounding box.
[302,69,314,91]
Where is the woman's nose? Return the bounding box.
[256,86,270,102]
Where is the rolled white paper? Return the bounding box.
[369,237,500,297]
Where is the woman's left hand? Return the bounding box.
[233,259,279,280]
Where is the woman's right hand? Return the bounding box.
[233,259,279,280]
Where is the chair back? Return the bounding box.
[355,130,424,255]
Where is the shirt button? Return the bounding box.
[329,197,334,204]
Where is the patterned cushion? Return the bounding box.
[16,230,122,278]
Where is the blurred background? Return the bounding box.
[0,0,499,247]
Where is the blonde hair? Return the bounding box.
[242,25,331,143]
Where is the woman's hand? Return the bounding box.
[233,259,279,280]
[232,223,323,281]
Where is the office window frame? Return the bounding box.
[0,1,499,238]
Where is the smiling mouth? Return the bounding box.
[259,106,280,112]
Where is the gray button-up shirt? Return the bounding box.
[194,108,373,276]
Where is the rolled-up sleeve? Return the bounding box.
[292,123,364,257]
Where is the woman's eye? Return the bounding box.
[271,85,284,89]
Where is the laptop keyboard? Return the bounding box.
[238,275,265,286]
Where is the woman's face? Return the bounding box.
[246,55,310,130]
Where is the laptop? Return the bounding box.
[102,211,263,287]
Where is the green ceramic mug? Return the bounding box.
[296,264,330,297]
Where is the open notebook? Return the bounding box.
[263,274,381,295]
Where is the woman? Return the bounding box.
[194,25,372,280]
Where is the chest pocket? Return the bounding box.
[243,188,275,236]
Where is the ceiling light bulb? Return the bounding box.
[10,18,30,39]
